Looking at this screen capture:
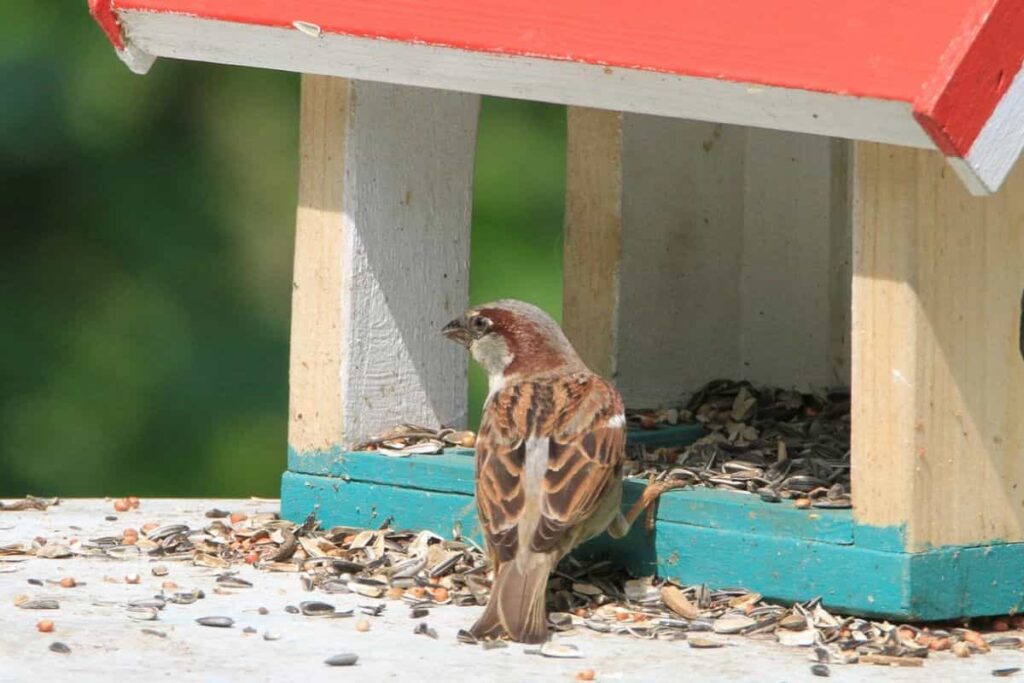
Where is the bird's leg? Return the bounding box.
[623,477,689,533]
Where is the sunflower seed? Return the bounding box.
[127,607,159,621]
[196,616,234,628]
[713,615,756,634]
[299,601,336,617]
[456,629,478,645]
[538,642,582,658]
[414,622,438,639]
[49,642,71,654]
[688,637,725,649]
[324,653,358,667]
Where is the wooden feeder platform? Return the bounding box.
[91,0,1024,622]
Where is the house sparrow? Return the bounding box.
[442,299,669,643]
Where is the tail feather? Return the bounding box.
[468,596,506,640]
[471,556,552,644]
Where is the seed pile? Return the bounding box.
[356,424,476,456]
[626,380,851,505]
[5,502,1020,672]
[355,380,852,504]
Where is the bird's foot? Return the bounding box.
[625,477,689,533]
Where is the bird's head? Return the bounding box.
[442,299,585,382]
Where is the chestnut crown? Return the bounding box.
[442,299,586,379]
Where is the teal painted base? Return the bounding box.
[282,446,1024,621]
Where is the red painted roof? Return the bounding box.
[93,0,1023,160]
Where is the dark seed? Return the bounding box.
[205,509,230,518]
[989,636,1023,648]
[410,608,429,619]
[27,579,43,586]
[456,629,478,645]
[105,515,118,522]
[994,669,1021,678]
[324,653,359,667]
[216,576,253,588]
[414,622,438,639]
[285,605,300,614]
[19,600,59,610]
[299,601,335,616]
[49,642,71,654]
[811,664,830,677]
[196,616,234,628]
[243,626,257,634]
[141,629,167,638]
[258,607,269,615]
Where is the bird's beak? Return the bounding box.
[442,318,472,346]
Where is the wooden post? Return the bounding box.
[288,76,480,453]
[851,143,1024,550]
[565,109,851,407]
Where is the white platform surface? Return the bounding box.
[1,499,1021,683]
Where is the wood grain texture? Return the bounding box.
[851,143,1024,550]
[565,115,852,407]
[563,107,622,379]
[289,75,348,453]
[288,76,479,451]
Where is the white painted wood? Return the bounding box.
[566,115,851,408]
[289,76,478,451]
[949,63,1024,195]
[120,11,935,150]
[115,43,157,74]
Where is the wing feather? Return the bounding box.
[475,373,625,562]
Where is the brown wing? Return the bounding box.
[532,376,625,553]
[475,374,625,563]
[474,394,526,564]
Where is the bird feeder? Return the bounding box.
[91,0,1024,620]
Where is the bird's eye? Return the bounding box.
[470,315,491,334]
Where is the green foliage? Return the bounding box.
[0,6,564,497]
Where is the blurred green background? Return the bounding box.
[0,6,565,498]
